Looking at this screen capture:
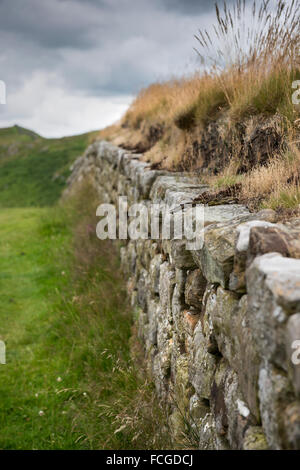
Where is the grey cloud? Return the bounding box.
[0,0,225,135]
[158,0,216,15]
[0,0,101,48]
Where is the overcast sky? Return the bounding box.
[0,0,231,137]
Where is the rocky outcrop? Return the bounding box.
[65,140,300,450]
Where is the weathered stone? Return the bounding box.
[173,354,193,410]
[185,269,207,309]
[150,241,161,259]
[200,285,219,355]
[249,222,300,260]
[146,298,159,348]
[246,253,300,369]
[242,426,268,450]
[98,141,121,166]
[182,310,200,336]
[137,169,168,199]
[159,262,176,316]
[189,394,210,422]
[237,219,277,253]
[66,139,300,450]
[162,239,196,269]
[123,157,149,182]
[134,258,143,284]
[175,268,186,293]
[210,289,260,419]
[198,411,230,450]
[171,278,185,320]
[170,329,183,378]
[198,413,219,450]
[227,394,254,449]
[117,175,127,196]
[230,218,277,293]
[130,287,138,308]
[137,268,150,312]
[153,303,174,399]
[171,283,185,341]
[203,204,250,226]
[168,409,185,443]
[135,239,153,270]
[229,264,246,293]
[153,346,171,400]
[190,321,218,400]
[193,210,276,289]
[258,363,293,449]
[283,402,300,449]
[136,308,149,344]
[211,360,256,449]
[286,313,300,397]
[192,218,244,288]
[165,189,204,212]
[149,175,206,202]
[249,254,300,314]
[211,360,229,438]
[118,152,137,175]
[149,254,164,294]
[157,304,173,348]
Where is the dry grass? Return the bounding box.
[121,0,299,133]
[196,1,299,69]
[124,76,204,129]
[241,144,300,209]
[210,143,300,210]
[123,72,232,133]
[194,0,299,120]
[100,0,300,210]
[122,60,299,136]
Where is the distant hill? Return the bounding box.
[0,125,41,145]
[0,125,96,207]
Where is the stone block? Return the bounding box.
[286,313,300,397]
[190,321,218,400]
[185,269,207,309]
[258,363,294,449]
[246,253,300,369]
[210,290,260,419]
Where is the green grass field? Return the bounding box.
[0,207,75,448]
[0,127,169,449]
[0,205,137,449]
[0,125,92,207]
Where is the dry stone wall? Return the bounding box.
[66,140,300,450]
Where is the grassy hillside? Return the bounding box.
[0,200,169,449]
[0,125,93,207]
[0,126,171,449]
